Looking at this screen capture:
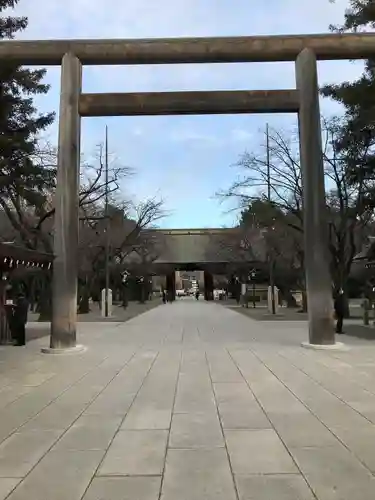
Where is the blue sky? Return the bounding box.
[12,0,365,228]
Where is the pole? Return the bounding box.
[104,125,110,317]
[266,123,271,202]
[50,53,82,351]
[266,123,276,314]
[296,48,334,345]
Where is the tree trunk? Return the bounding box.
[38,276,52,322]
[139,283,145,304]
[300,290,308,313]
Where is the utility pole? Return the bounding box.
[104,125,110,317]
[266,123,276,314]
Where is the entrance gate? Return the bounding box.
[1,33,374,349]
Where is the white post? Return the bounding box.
[274,287,279,314]
[267,286,272,313]
[101,288,112,317]
[241,283,246,307]
[268,286,279,314]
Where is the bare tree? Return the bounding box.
[218,118,374,305]
[79,197,166,276]
[218,127,303,233]
[75,196,167,311]
[212,226,265,269]
[0,139,56,251]
[323,117,374,291]
[112,198,167,262]
[0,141,132,253]
[0,139,167,317]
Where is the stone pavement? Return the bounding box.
[25,301,162,342]
[1,299,375,499]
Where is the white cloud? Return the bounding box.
[231,129,254,142]
[132,127,143,137]
[169,128,218,144]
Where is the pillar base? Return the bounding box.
[301,341,348,351]
[41,344,87,355]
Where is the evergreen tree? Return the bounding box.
[0,0,55,246]
[321,1,375,200]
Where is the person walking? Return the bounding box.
[334,289,345,334]
[162,288,167,304]
[195,290,199,300]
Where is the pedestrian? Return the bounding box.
[13,293,29,346]
[334,289,345,334]
[162,289,166,304]
[195,290,199,300]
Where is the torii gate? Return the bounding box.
[1,32,373,350]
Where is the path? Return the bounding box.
[1,299,375,499]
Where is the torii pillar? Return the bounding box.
[296,48,336,347]
[42,53,85,354]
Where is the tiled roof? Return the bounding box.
[0,243,53,264]
[148,229,265,264]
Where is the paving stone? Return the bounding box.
[290,445,375,500]
[0,416,28,445]
[6,451,103,500]
[2,299,375,499]
[174,375,217,413]
[169,412,224,448]
[54,383,105,406]
[329,426,375,472]
[20,402,84,431]
[99,352,157,396]
[219,406,271,429]
[82,477,161,500]
[120,355,179,430]
[0,394,56,437]
[225,429,297,474]
[229,352,308,414]
[0,429,62,477]
[308,401,372,429]
[0,386,33,411]
[347,399,375,422]
[161,448,237,500]
[52,416,121,451]
[122,408,172,430]
[98,430,168,476]
[206,351,243,382]
[235,474,315,500]
[213,382,255,405]
[0,479,20,500]
[214,382,270,429]
[19,372,56,387]
[283,351,372,402]
[83,391,137,416]
[268,412,339,448]
[252,388,308,415]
